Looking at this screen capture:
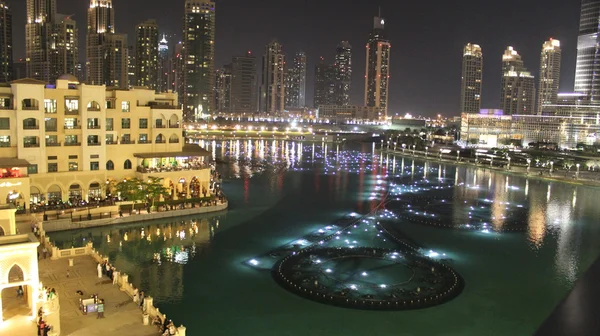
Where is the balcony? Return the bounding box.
[106,141,117,145]
[64,125,81,130]
[87,142,101,146]
[23,125,39,130]
[65,109,79,115]
[120,140,135,145]
[154,124,166,129]
[0,106,13,110]
[170,139,180,144]
[88,125,101,130]
[45,127,58,132]
[87,107,101,112]
[64,142,81,146]
[45,142,61,147]
[24,143,40,148]
[22,106,39,111]
[136,162,209,174]
[106,127,114,131]
[138,140,152,144]
[169,124,180,128]
[155,140,167,144]
[0,142,11,147]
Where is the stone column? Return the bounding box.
[177,325,186,336]
[51,246,59,260]
[144,296,153,313]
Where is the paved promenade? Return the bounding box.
[38,255,158,336]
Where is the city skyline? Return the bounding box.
[3,0,581,116]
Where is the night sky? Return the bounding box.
[5,0,581,117]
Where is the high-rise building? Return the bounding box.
[173,41,184,106]
[460,43,483,113]
[575,0,600,102]
[260,40,285,114]
[0,1,12,83]
[104,33,128,88]
[13,59,26,80]
[230,51,258,115]
[334,41,352,106]
[215,66,232,113]
[127,45,136,87]
[182,0,216,122]
[157,35,170,93]
[285,51,307,108]
[135,19,159,89]
[500,46,536,115]
[314,57,336,108]
[86,0,115,85]
[75,62,85,83]
[537,39,562,113]
[364,14,391,117]
[26,0,56,81]
[50,14,78,81]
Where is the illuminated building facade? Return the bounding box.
[182,0,216,122]
[538,39,562,114]
[157,35,170,93]
[314,57,335,108]
[285,51,307,108]
[500,46,536,115]
[364,14,390,117]
[260,40,285,115]
[87,0,115,85]
[460,43,482,113]
[135,19,159,89]
[50,14,78,82]
[317,105,382,122]
[334,41,352,106]
[25,0,56,82]
[0,1,12,83]
[215,66,231,113]
[575,0,600,102]
[230,51,258,115]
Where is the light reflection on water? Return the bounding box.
[48,142,600,334]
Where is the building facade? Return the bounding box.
[0,76,212,210]
[86,0,115,86]
[314,57,336,108]
[260,40,285,115]
[364,15,391,117]
[460,43,482,113]
[182,0,216,122]
[575,0,600,102]
[157,35,170,93]
[500,46,535,115]
[230,51,257,115]
[215,66,231,113]
[25,0,56,82]
[334,41,352,106]
[104,33,128,88]
[285,51,307,109]
[50,14,78,82]
[0,1,12,83]
[135,19,159,89]
[538,39,562,114]
[317,105,382,122]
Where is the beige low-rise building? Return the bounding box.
[0,75,212,211]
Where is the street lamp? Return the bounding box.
[490,157,493,167]
[439,149,442,160]
[475,153,479,164]
[412,145,416,156]
[550,161,554,174]
[456,150,460,162]
[507,156,511,170]
[402,143,406,154]
[394,142,397,151]
[576,163,580,179]
[526,158,531,174]
[387,140,390,150]
[425,146,428,157]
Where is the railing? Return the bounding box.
[149,104,179,110]
[155,140,166,144]
[169,139,180,144]
[106,141,117,145]
[64,142,81,146]
[23,125,39,130]
[64,125,81,130]
[0,142,11,147]
[87,107,101,112]
[88,125,101,129]
[46,142,61,147]
[106,127,114,131]
[24,143,40,148]
[64,109,79,115]
[22,106,39,110]
[0,106,12,110]
[46,127,58,132]
[154,124,166,128]
[87,142,101,146]
[138,140,152,144]
[137,164,209,173]
[120,140,135,144]
[169,124,180,128]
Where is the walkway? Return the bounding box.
[38,256,158,336]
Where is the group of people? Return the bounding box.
[97,260,118,284]
[37,307,52,336]
[132,286,146,311]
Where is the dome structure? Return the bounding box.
[57,74,80,84]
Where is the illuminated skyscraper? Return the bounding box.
[501,46,536,115]
[537,39,561,113]
[182,0,216,122]
[575,0,600,102]
[215,66,231,113]
[26,0,56,81]
[230,51,258,114]
[314,57,336,108]
[334,41,352,106]
[260,40,285,114]
[364,14,391,118]
[135,19,159,89]
[0,1,12,83]
[173,41,184,105]
[285,51,307,108]
[50,14,78,81]
[460,43,483,113]
[157,35,170,93]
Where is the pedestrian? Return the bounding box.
[139,291,145,310]
[16,286,23,299]
[42,247,48,259]
[96,299,104,318]
[66,269,70,278]
[97,263,102,278]
[132,286,139,303]
[112,269,119,285]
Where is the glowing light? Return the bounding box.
[249,259,259,266]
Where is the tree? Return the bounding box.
[144,176,170,209]
[115,178,146,203]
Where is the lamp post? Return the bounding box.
[526,158,531,174]
[425,146,428,158]
[456,150,460,162]
[380,139,383,149]
[576,163,580,179]
[402,143,406,154]
[412,145,416,156]
[507,156,511,170]
[439,149,442,161]
[394,142,397,151]
[490,157,493,167]
[387,140,390,150]
[550,161,554,174]
[475,153,479,164]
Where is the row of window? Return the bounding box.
[20,98,131,113]
[29,159,134,174]
[0,133,179,147]
[0,117,179,131]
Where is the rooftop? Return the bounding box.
[0,158,31,169]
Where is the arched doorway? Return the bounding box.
[6,191,24,211]
[88,182,102,201]
[30,186,43,205]
[190,177,201,198]
[164,180,174,201]
[2,265,29,322]
[69,184,82,203]
[47,184,62,204]
[177,178,187,198]
[0,226,5,236]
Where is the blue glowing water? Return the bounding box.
[48,141,600,335]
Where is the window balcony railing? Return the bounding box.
[155,140,167,144]
[169,124,180,128]
[23,125,39,130]
[120,140,135,144]
[154,124,166,128]
[45,142,61,147]
[24,143,40,148]
[64,142,81,146]
[138,140,152,144]
[106,127,114,131]
[64,125,81,130]
[22,106,39,111]
[0,142,11,147]
[106,141,117,145]
[87,142,101,146]
[45,127,58,132]
[169,139,180,144]
[88,125,101,129]
[0,106,13,110]
[64,109,79,115]
[87,107,101,112]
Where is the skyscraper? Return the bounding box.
[86,0,114,85]
[0,1,12,83]
[215,66,231,113]
[500,46,536,115]
[104,33,128,88]
[230,51,258,115]
[26,0,56,81]
[575,0,600,102]
[537,39,561,113]
[157,35,170,93]
[364,14,391,117]
[182,0,216,122]
[314,57,336,108]
[260,40,285,114]
[173,41,184,106]
[50,14,78,81]
[285,51,307,108]
[334,41,352,106]
[135,19,159,89]
[460,43,483,113]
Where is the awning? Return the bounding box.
[0,158,31,169]
[133,145,211,159]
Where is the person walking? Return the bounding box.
[96,299,105,318]
[16,285,23,299]
[42,246,48,259]
[139,291,145,310]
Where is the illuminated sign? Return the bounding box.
[0,182,22,188]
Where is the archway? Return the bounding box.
[88,182,102,201]
[106,160,114,170]
[190,177,201,198]
[6,191,23,210]
[22,118,38,129]
[169,114,179,128]
[30,186,43,205]
[177,178,187,198]
[69,183,82,203]
[156,134,166,144]
[47,184,62,203]
[165,180,174,201]
[124,159,132,170]
[21,98,39,110]
[169,134,179,143]
[87,101,101,111]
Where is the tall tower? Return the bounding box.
[285,51,307,108]
[334,41,352,106]
[26,0,56,81]
[173,41,185,105]
[157,35,170,92]
[230,51,258,115]
[0,1,12,83]
[215,66,232,113]
[314,57,336,108]
[460,43,483,113]
[500,46,536,115]
[50,14,78,80]
[86,0,115,85]
[537,39,561,113]
[104,33,128,88]
[575,0,600,102]
[135,19,159,89]
[260,40,285,114]
[364,13,391,118]
[182,0,216,122]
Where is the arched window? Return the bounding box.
[23,118,38,129]
[22,98,39,110]
[124,159,132,170]
[169,134,179,143]
[106,160,114,170]
[156,134,166,144]
[87,101,101,111]
[8,264,25,282]
[169,114,179,128]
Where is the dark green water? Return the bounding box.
[48,141,600,335]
